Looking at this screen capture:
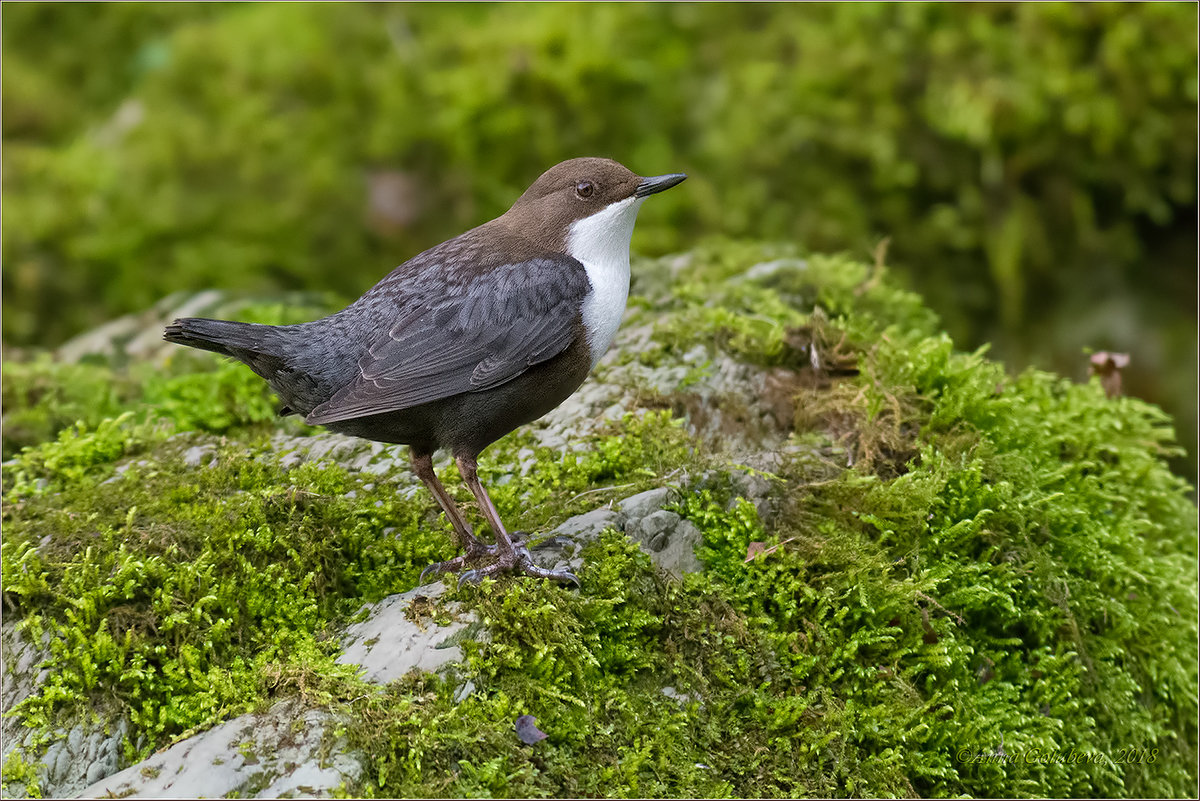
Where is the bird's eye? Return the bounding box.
[575,181,595,199]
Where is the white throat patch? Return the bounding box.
[566,195,645,368]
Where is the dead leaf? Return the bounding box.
[744,537,797,563]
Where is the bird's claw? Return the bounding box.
[419,560,453,584]
[452,544,579,588]
[421,540,579,588]
[524,563,581,587]
[420,555,470,584]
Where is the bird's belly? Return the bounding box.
[440,334,594,453]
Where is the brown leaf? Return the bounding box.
[744,537,798,563]
[744,542,768,562]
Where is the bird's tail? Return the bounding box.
[163,317,277,360]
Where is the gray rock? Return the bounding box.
[547,507,624,545]
[41,741,65,783]
[54,315,144,364]
[618,488,675,521]
[271,433,416,479]
[728,468,775,521]
[163,289,229,322]
[0,709,130,800]
[66,724,84,755]
[660,686,701,705]
[2,621,55,796]
[182,444,216,468]
[337,583,476,684]
[663,520,705,576]
[2,622,51,726]
[78,701,359,799]
[630,509,680,548]
[600,402,627,421]
[522,486,706,579]
[84,759,107,787]
[453,680,477,703]
[740,257,809,282]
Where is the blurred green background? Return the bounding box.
[3,2,1197,478]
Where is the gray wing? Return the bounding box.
[305,255,590,425]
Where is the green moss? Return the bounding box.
[2,240,1195,797]
[329,247,1193,798]
[1,751,43,799]
[1,297,335,459]
[3,428,412,755]
[482,410,695,537]
[1,389,698,795]
[339,533,760,798]
[141,358,281,434]
[1,359,142,460]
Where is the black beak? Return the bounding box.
[635,173,688,198]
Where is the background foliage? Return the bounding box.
[2,2,1197,476]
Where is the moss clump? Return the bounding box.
[329,245,1195,798]
[3,423,411,754]
[1,391,697,790]
[482,410,695,536]
[2,240,1196,797]
[1,360,143,460]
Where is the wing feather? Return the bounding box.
[306,254,589,425]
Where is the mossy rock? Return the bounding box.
[1,241,1195,798]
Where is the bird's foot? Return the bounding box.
[419,532,578,587]
[417,532,535,584]
[458,543,580,588]
[419,544,495,584]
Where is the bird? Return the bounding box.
[164,157,686,585]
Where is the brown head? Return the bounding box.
[501,157,686,252]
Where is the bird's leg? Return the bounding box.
[410,449,490,581]
[454,454,580,586]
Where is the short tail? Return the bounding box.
[163,317,277,360]
[165,317,320,417]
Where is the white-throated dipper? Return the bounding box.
[164,157,686,584]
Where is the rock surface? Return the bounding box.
[78,702,359,799]
[2,622,50,750]
[336,583,478,684]
[4,622,134,799]
[526,486,708,578]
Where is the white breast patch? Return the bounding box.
[566,195,645,368]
